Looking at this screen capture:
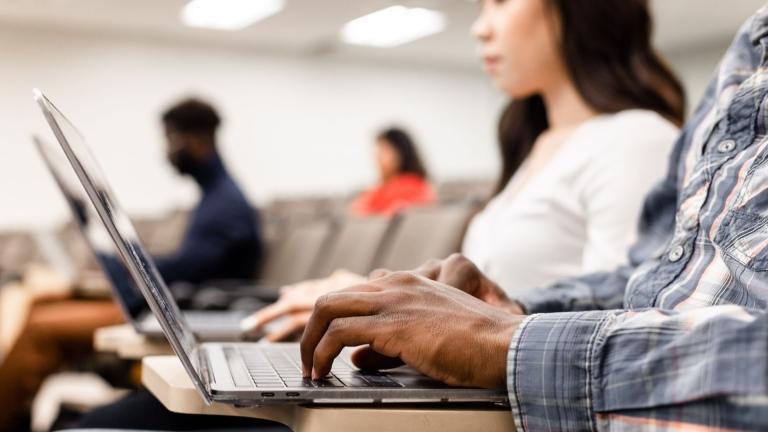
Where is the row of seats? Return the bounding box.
[0,180,492,285]
[259,203,478,287]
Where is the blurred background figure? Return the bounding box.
[156,98,263,284]
[350,127,435,217]
[0,98,263,432]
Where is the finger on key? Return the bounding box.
[311,317,376,380]
[300,289,382,377]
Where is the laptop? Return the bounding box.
[33,133,252,341]
[33,89,509,406]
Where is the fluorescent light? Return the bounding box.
[341,6,446,48]
[181,0,284,31]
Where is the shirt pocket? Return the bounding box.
[716,210,768,272]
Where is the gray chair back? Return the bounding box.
[373,204,474,271]
[310,216,394,278]
[259,220,335,286]
[0,232,39,275]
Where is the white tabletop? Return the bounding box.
[142,355,517,432]
[94,324,173,359]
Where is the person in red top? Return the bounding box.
[350,127,436,216]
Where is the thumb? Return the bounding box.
[351,346,405,371]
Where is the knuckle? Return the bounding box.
[446,253,470,268]
[369,268,389,280]
[382,271,412,285]
[447,253,464,262]
[314,293,334,312]
[453,257,478,276]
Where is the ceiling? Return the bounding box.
[0,0,763,67]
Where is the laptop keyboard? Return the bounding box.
[185,311,241,328]
[227,345,407,388]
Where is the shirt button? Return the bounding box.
[717,140,736,153]
[668,245,685,263]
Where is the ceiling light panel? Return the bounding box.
[341,6,447,48]
[181,0,284,31]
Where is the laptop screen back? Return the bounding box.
[34,136,147,321]
[33,89,212,404]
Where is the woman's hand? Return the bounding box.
[300,271,523,389]
[241,270,366,341]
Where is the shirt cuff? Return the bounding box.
[507,311,617,432]
[514,283,596,315]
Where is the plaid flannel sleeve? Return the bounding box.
[507,306,768,431]
[514,267,632,314]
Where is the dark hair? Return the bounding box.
[494,0,685,195]
[162,98,221,139]
[378,127,429,179]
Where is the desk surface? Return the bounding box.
[142,356,517,432]
[94,324,173,359]
[0,283,32,353]
[1,266,73,353]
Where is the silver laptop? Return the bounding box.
[33,131,250,341]
[33,89,508,406]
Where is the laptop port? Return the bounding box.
[286,392,300,397]
[261,392,275,397]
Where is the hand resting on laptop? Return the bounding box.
[242,255,524,343]
[300,256,527,389]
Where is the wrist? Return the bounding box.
[505,300,525,315]
[488,316,523,389]
[487,295,525,315]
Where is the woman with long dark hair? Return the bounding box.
[461,0,684,293]
[350,127,435,216]
[243,0,685,338]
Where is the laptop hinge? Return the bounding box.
[196,346,213,394]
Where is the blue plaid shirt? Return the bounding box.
[507,8,768,431]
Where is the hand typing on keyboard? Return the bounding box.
[300,270,524,390]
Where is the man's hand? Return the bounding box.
[300,271,523,389]
[371,254,525,315]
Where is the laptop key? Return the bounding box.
[389,376,447,388]
[283,379,316,388]
[362,375,403,388]
[315,378,345,388]
[337,376,372,387]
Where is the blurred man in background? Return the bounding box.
[0,98,264,432]
[155,98,263,285]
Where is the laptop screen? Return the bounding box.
[33,89,212,404]
[35,136,146,320]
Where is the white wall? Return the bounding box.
[0,25,738,231]
[0,27,504,230]
[663,41,733,115]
